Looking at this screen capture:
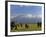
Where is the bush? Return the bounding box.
[25,24,28,28]
[11,21,15,30]
[37,22,41,27]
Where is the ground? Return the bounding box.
[10,23,42,32]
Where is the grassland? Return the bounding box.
[10,23,42,32]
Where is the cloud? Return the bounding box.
[37,15,42,18]
[24,14,42,18]
[11,14,42,19]
[26,14,32,17]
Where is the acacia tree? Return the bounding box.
[11,21,15,30]
[25,24,28,28]
[37,22,41,27]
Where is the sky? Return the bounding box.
[10,5,42,18]
[10,5,42,23]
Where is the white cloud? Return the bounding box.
[11,16,14,19]
[11,14,42,19]
[27,14,32,17]
[26,14,42,18]
[37,15,42,18]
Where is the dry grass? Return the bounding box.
[11,24,42,32]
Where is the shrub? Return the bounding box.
[11,21,15,30]
[37,22,41,27]
[25,24,28,28]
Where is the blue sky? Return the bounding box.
[10,5,42,18]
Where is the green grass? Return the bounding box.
[11,24,42,32]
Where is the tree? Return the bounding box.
[11,21,15,30]
[25,24,28,28]
[37,22,41,27]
